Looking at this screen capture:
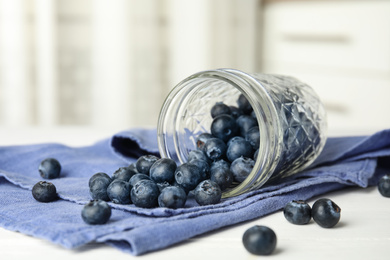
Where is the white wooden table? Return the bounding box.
[0,127,389,260]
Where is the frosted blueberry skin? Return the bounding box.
[230,157,255,183]
[188,158,210,181]
[149,158,177,184]
[226,136,253,162]
[194,180,222,206]
[211,114,239,142]
[245,126,260,150]
[236,115,258,137]
[195,133,213,151]
[131,179,160,208]
[210,102,231,118]
[284,200,312,225]
[204,137,227,161]
[242,225,277,256]
[174,163,202,193]
[210,158,233,191]
[81,199,111,225]
[39,158,61,179]
[378,174,390,197]
[187,150,210,164]
[136,155,160,175]
[89,174,112,201]
[88,172,111,188]
[32,181,58,202]
[129,173,150,188]
[107,180,132,204]
[111,166,137,182]
[312,198,341,228]
[158,186,187,209]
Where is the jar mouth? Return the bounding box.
[157,69,282,198]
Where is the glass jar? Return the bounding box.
[157,68,327,198]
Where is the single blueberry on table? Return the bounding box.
[226,136,253,162]
[129,173,150,187]
[107,180,132,204]
[210,102,231,118]
[378,174,390,197]
[149,158,177,184]
[284,200,312,225]
[188,158,210,181]
[112,166,137,182]
[242,225,277,256]
[32,181,58,202]
[39,158,61,179]
[204,137,227,161]
[230,157,255,183]
[195,133,213,151]
[136,155,160,175]
[210,114,239,142]
[194,180,222,206]
[245,126,260,150]
[174,163,202,193]
[210,160,233,191]
[312,198,341,228]
[237,93,253,114]
[158,186,187,209]
[81,199,111,225]
[131,179,160,208]
[236,115,258,137]
[89,173,112,201]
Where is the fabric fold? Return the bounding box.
[1,128,390,255]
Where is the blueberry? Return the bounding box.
[204,137,227,161]
[378,174,390,197]
[158,186,187,209]
[188,158,210,181]
[129,173,150,187]
[237,94,253,114]
[131,179,160,208]
[210,160,233,191]
[242,225,277,255]
[230,157,255,183]
[136,155,160,175]
[211,114,238,142]
[195,133,213,151]
[89,172,111,188]
[210,102,231,118]
[39,158,61,179]
[229,105,243,119]
[187,149,210,164]
[226,136,253,162]
[32,181,58,202]
[89,174,112,201]
[81,199,111,225]
[236,115,258,137]
[194,180,222,206]
[283,200,311,225]
[174,163,202,193]
[107,180,132,204]
[245,126,260,150]
[112,166,137,182]
[149,158,177,184]
[312,198,341,228]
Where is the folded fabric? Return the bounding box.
[1,128,390,255]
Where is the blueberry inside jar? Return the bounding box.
[157,68,327,198]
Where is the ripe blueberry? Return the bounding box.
[237,94,253,114]
[226,136,253,162]
[174,163,202,193]
[32,181,58,202]
[195,133,213,151]
[112,166,137,182]
[236,115,258,137]
[194,180,222,206]
[378,174,390,197]
[107,180,132,204]
[136,155,160,175]
[131,179,160,208]
[284,200,311,225]
[81,199,111,225]
[149,158,177,184]
[158,186,187,209]
[210,102,231,118]
[89,173,112,201]
[210,160,233,191]
[39,158,61,179]
[211,114,239,142]
[312,198,341,228]
[204,137,227,161]
[242,225,277,255]
[245,126,260,150]
[230,157,255,183]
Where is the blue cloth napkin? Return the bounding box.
[1,128,390,255]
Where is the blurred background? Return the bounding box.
[0,0,389,134]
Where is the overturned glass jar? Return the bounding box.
[157,68,327,198]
